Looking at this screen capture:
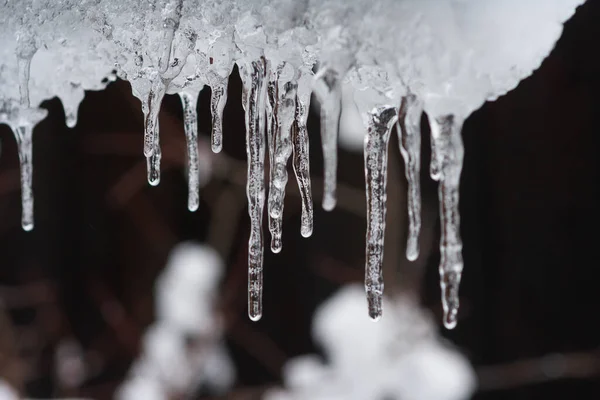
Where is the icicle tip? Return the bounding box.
[443,311,458,330]
[248,309,262,322]
[300,225,313,238]
[322,195,336,212]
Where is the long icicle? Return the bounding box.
[292,68,314,238]
[12,124,34,231]
[268,75,297,253]
[209,78,229,153]
[314,68,341,211]
[142,77,166,186]
[178,90,201,212]
[397,94,423,261]
[266,64,280,252]
[240,58,268,321]
[14,41,38,231]
[429,115,465,329]
[364,106,397,320]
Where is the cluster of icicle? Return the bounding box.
[0,0,584,328]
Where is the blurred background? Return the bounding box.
[0,1,599,399]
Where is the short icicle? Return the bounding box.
[314,67,341,211]
[397,94,423,261]
[239,58,268,321]
[17,56,33,107]
[208,78,228,153]
[178,90,201,212]
[292,68,314,238]
[429,115,465,329]
[267,69,297,254]
[363,106,397,320]
[142,77,167,186]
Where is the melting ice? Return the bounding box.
[0,0,585,327]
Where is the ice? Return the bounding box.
[314,67,342,212]
[267,62,297,253]
[13,124,35,231]
[0,0,585,324]
[397,94,423,261]
[429,115,465,329]
[292,68,314,238]
[135,73,166,186]
[206,39,234,153]
[209,78,229,153]
[239,58,268,321]
[363,106,398,320]
[178,90,201,212]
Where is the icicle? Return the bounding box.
[267,64,297,254]
[314,68,341,211]
[158,0,183,74]
[141,77,166,186]
[363,106,397,320]
[11,124,34,231]
[430,129,442,181]
[209,78,228,153]
[65,113,78,129]
[292,68,314,238]
[239,58,268,321]
[178,90,201,212]
[13,40,38,231]
[429,115,465,329]
[146,149,162,186]
[266,65,280,252]
[397,94,423,261]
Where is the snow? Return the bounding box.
[0,381,18,400]
[265,285,476,400]
[118,242,235,399]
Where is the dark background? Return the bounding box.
[0,1,599,399]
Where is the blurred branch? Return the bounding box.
[87,281,142,357]
[477,349,600,391]
[0,281,56,308]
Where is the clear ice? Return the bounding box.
[363,106,397,320]
[0,0,584,326]
[178,90,201,212]
[429,115,465,329]
[292,68,314,238]
[13,124,35,231]
[314,68,342,212]
[240,58,268,321]
[267,63,297,253]
[397,94,423,261]
[136,73,168,187]
[209,79,228,153]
